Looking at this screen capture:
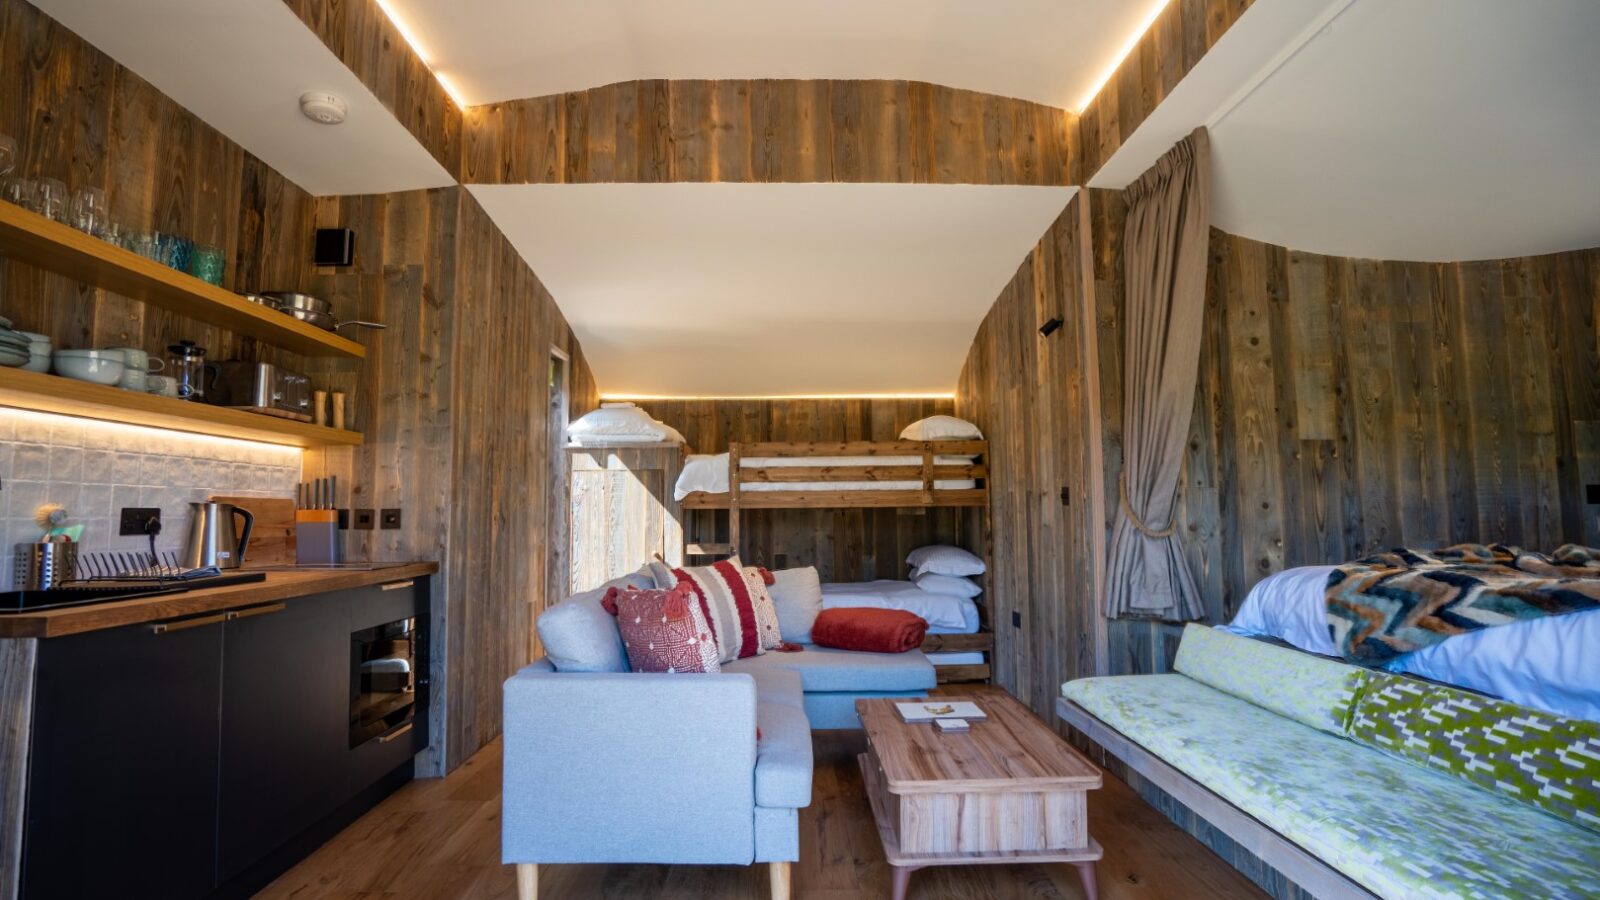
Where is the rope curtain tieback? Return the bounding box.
[1118,471,1177,539]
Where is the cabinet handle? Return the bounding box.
[380,580,415,591]
[227,603,286,621]
[151,612,229,634]
[376,722,414,743]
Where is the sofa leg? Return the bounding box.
[516,863,538,900]
[769,861,792,900]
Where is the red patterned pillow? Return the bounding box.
[602,584,720,674]
[671,557,783,661]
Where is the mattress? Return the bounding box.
[675,453,977,501]
[1224,565,1600,722]
[820,580,980,634]
[925,651,986,665]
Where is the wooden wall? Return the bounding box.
[1102,226,1600,674]
[632,398,971,581]
[462,79,1071,186]
[0,0,313,364]
[954,192,1106,721]
[4,0,596,774]
[1069,0,1256,184]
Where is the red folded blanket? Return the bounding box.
[811,608,928,653]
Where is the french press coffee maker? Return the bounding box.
[166,340,207,401]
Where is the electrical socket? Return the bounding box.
[353,508,375,530]
[119,507,162,536]
[1012,611,1022,629]
[380,508,402,530]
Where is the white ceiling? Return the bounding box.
[31,0,454,196]
[471,183,1074,396]
[381,0,1168,110]
[1123,0,1600,262]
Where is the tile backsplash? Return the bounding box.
[1,409,301,588]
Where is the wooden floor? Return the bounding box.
[259,698,1267,900]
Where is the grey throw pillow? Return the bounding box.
[538,571,653,672]
[769,566,824,644]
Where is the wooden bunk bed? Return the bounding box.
[679,440,994,683]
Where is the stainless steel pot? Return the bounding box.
[242,292,282,310]
[280,306,386,334]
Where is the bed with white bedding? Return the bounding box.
[675,452,979,501]
[1226,565,1600,721]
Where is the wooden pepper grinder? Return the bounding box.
[312,389,328,426]
[331,392,346,430]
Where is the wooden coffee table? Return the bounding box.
[856,694,1104,900]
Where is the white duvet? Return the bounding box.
[820,580,980,634]
[675,453,978,501]
[1225,565,1600,722]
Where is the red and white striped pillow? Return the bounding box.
[670,558,783,662]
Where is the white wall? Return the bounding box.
[0,408,301,588]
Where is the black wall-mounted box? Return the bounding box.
[314,228,355,267]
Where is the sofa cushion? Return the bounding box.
[769,566,824,644]
[537,571,653,672]
[723,645,936,694]
[754,702,813,808]
[1173,623,1368,735]
[1350,673,1600,833]
[747,668,805,710]
[604,585,721,674]
[671,558,779,661]
[1063,675,1600,900]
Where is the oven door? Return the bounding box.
[350,617,417,748]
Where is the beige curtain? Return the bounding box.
[1105,128,1210,621]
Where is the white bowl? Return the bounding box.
[53,348,124,359]
[18,331,49,346]
[21,354,50,373]
[53,351,126,385]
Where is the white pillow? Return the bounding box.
[769,566,824,644]
[914,571,982,599]
[567,406,685,444]
[900,415,983,441]
[906,544,986,577]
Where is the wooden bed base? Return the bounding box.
[922,632,993,683]
[1056,698,1379,900]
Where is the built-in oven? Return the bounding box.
[350,616,419,748]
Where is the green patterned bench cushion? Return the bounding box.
[1063,675,1600,900]
[1172,624,1368,734]
[1351,673,1600,834]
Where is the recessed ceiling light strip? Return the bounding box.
[1074,0,1176,113]
[373,0,469,108]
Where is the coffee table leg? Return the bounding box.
[890,865,913,900]
[1072,861,1098,900]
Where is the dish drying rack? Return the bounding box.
[76,550,223,584]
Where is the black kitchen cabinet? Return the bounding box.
[217,596,350,883]
[24,612,226,900]
[19,574,431,900]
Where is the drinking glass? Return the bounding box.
[155,232,193,271]
[70,187,107,238]
[0,134,15,177]
[2,177,36,210]
[34,178,67,222]
[188,243,225,285]
[128,230,158,260]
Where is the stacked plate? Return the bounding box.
[0,316,31,368]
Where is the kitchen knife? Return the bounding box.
[330,475,338,510]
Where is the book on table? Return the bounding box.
[894,700,986,723]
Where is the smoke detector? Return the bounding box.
[299,91,348,125]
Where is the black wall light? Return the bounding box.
[1038,316,1063,337]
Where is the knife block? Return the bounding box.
[295,510,343,565]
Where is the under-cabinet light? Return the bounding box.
[601,393,958,402]
[1074,0,1175,113]
[0,407,303,460]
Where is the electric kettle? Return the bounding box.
[182,501,255,569]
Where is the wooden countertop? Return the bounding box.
[0,563,438,639]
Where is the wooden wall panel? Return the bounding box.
[463,80,1072,186]
[1070,0,1256,184]
[954,192,1104,724]
[281,0,463,180]
[632,398,971,581]
[0,0,315,368]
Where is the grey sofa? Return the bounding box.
[500,572,936,900]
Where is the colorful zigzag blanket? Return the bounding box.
[1326,543,1600,663]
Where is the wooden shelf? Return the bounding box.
[0,367,362,448]
[0,202,365,359]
